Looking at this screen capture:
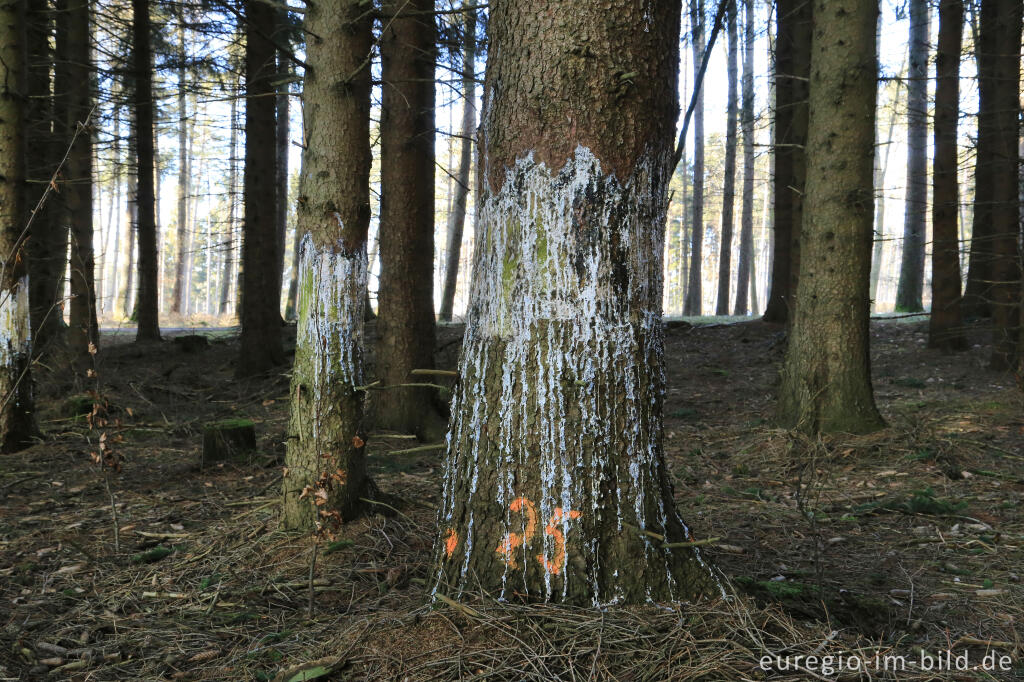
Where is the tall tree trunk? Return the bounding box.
[108,109,122,315]
[275,47,290,321]
[432,0,717,605]
[778,0,884,434]
[281,0,375,531]
[869,52,905,309]
[983,0,1022,369]
[284,136,303,321]
[928,0,967,350]
[237,0,284,375]
[1,0,37,450]
[894,0,929,312]
[219,82,238,316]
[133,0,160,341]
[171,16,189,316]
[716,0,739,315]
[26,0,67,355]
[733,0,755,316]
[438,6,477,323]
[121,133,137,319]
[683,0,705,316]
[63,0,98,356]
[762,0,810,324]
[376,0,442,437]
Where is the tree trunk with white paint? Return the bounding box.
[432,0,717,605]
[281,0,374,531]
[0,0,37,450]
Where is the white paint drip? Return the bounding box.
[0,275,31,374]
[436,145,714,604]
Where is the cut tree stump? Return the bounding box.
[202,419,257,466]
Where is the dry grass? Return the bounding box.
[1,319,1021,680]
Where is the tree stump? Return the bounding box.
[202,419,256,466]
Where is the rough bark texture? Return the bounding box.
[63,0,98,356]
[983,0,1022,369]
[683,0,705,316]
[928,0,967,351]
[895,0,929,312]
[171,19,189,316]
[763,0,810,324]
[376,0,442,437]
[133,0,159,341]
[280,0,374,531]
[733,0,755,316]
[25,0,67,355]
[431,0,717,606]
[1,0,37,451]
[716,0,738,315]
[777,0,884,434]
[237,0,284,375]
[438,7,477,323]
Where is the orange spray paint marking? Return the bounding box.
[536,507,582,576]
[443,528,458,559]
[495,497,539,568]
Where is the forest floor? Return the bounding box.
[1,316,1022,681]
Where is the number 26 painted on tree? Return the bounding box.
[443,497,582,575]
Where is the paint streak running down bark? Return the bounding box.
[433,147,717,606]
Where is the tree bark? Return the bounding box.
[762,0,810,324]
[275,46,290,322]
[928,0,967,351]
[716,0,738,315]
[438,7,477,323]
[281,0,375,531]
[982,0,1022,370]
[683,0,705,316]
[171,14,189,315]
[733,0,755,316]
[431,0,717,605]
[133,0,160,341]
[1,0,37,450]
[778,0,884,434]
[219,81,238,316]
[894,0,929,312]
[25,0,67,355]
[376,0,442,437]
[237,0,284,375]
[63,0,98,356]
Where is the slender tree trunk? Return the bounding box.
[733,0,755,316]
[376,0,443,437]
[763,0,810,324]
[684,0,705,316]
[438,7,477,323]
[1,0,36,450]
[869,52,905,308]
[716,0,739,315]
[284,131,303,321]
[64,0,98,356]
[432,0,717,605]
[928,0,967,350]
[219,83,238,316]
[778,0,884,434]
[983,0,1022,369]
[26,0,67,354]
[133,0,160,341]
[281,0,375,531]
[121,134,137,319]
[237,0,284,375]
[895,0,929,312]
[108,109,122,315]
[275,47,290,321]
[171,16,189,315]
